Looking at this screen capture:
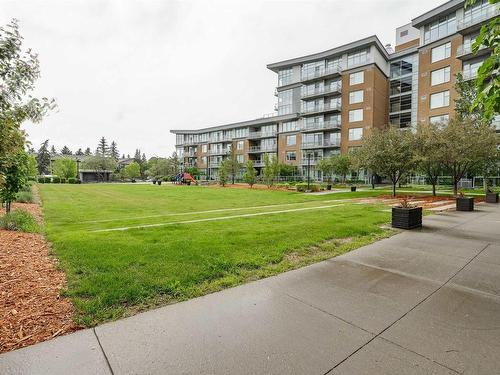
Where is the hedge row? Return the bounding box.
[38,177,81,184]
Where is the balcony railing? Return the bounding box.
[252,160,264,167]
[301,139,341,149]
[300,157,323,165]
[248,145,277,153]
[209,162,221,168]
[458,6,500,30]
[301,101,341,114]
[209,136,233,143]
[302,119,341,132]
[301,65,342,81]
[301,83,342,98]
[248,130,277,139]
[209,149,230,155]
[456,43,488,57]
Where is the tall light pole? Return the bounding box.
[307,152,311,191]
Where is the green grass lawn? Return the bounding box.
[39,183,393,326]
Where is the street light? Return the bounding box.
[307,152,311,191]
[76,158,81,182]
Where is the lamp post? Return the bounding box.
[76,158,81,181]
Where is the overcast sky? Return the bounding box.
[2,0,438,158]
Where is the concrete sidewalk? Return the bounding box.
[1,205,499,374]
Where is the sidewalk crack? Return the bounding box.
[93,328,115,375]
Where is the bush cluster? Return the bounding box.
[36,177,81,184]
[15,190,34,203]
[296,183,321,192]
[0,209,40,233]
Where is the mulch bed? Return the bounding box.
[0,200,78,354]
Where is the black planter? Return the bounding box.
[157,181,162,186]
[392,207,422,229]
[486,192,499,203]
[456,197,474,211]
[326,184,332,190]
[351,186,357,192]
[153,180,157,184]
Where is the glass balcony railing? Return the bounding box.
[209,149,230,155]
[463,69,479,81]
[301,65,342,81]
[456,43,488,57]
[302,119,341,131]
[301,139,341,149]
[248,145,277,153]
[300,157,323,165]
[248,130,277,139]
[301,83,342,98]
[458,6,500,30]
[301,101,341,114]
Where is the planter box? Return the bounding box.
[153,180,157,184]
[157,181,162,186]
[392,207,422,230]
[350,186,357,192]
[326,184,332,191]
[486,192,499,203]
[456,197,474,211]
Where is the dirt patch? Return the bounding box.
[0,198,78,353]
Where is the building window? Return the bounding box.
[278,68,293,86]
[390,94,412,113]
[286,135,296,146]
[202,144,208,153]
[348,127,363,141]
[201,156,207,164]
[463,59,483,80]
[277,89,293,115]
[349,109,363,122]
[400,30,408,37]
[280,121,299,132]
[431,66,451,86]
[349,71,364,85]
[236,141,244,150]
[424,13,456,44]
[286,151,296,161]
[430,90,450,109]
[347,49,369,68]
[431,42,451,63]
[390,58,413,79]
[349,90,364,104]
[429,114,450,124]
[236,154,244,163]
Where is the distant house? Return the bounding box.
[78,169,113,183]
[117,158,136,170]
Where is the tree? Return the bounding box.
[225,148,241,184]
[81,156,116,182]
[36,140,51,175]
[84,147,92,156]
[185,167,200,179]
[61,145,72,155]
[317,157,334,183]
[278,163,296,177]
[243,160,257,188]
[218,159,229,187]
[134,149,142,164]
[53,158,77,180]
[27,155,38,179]
[75,148,84,156]
[467,0,499,119]
[357,126,416,197]
[50,145,57,155]
[262,153,278,188]
[441,118,498,195]
[96,137,109,156]
[0,151,29,213]
[124,161,141,181]
[109,141,119,160]
[454,73,485,122]
[414,122,446,196]
[332,154,351,183]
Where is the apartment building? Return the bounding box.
[171,0,499,180]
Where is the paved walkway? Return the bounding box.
[1,204,500,374]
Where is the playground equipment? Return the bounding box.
[174,172,197,185]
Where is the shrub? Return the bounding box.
[296,183,321,192]
[0,209,40,233]
[76,179,82,184]
[16,190,34,203]
[60,177,67,184]
[68,177,76,184]
[38,177,45,183]
[52,176,60,183]
[44,177,51,183]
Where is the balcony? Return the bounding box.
[301,83,342,100]
[302,119,341,132]
[301,102,341,116]
[248,145,277,153]
[457,6,500,33]
[300,157,323,165]
[209,149,230,155]
[248,130,277,139]
[301,65,342,83]
[252,160,264,167]
[209,162,221,168]
[301,139,341,149]
[456,43,490,60]
[209,136,233,143]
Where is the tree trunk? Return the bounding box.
[6,201,11,214]
[483,175,488,193]
[392,182,397,197]
[453,181,458,196]
[432,183,436,196]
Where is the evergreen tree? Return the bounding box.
[84,147,92,156]
[225,147,242,184]
[96,137,109,156]
[134,149,141,163]
[110,141,120,160]
[127,154,131,158]
[75,148,84,156]
[61,145,72,155]
[36,140,51,175]
[121,154,126,159]
[50,145,57,155]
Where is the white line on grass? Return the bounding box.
[81,199,345,224]
[90,203,345,233]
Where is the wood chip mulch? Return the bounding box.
[0,201,79,354]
